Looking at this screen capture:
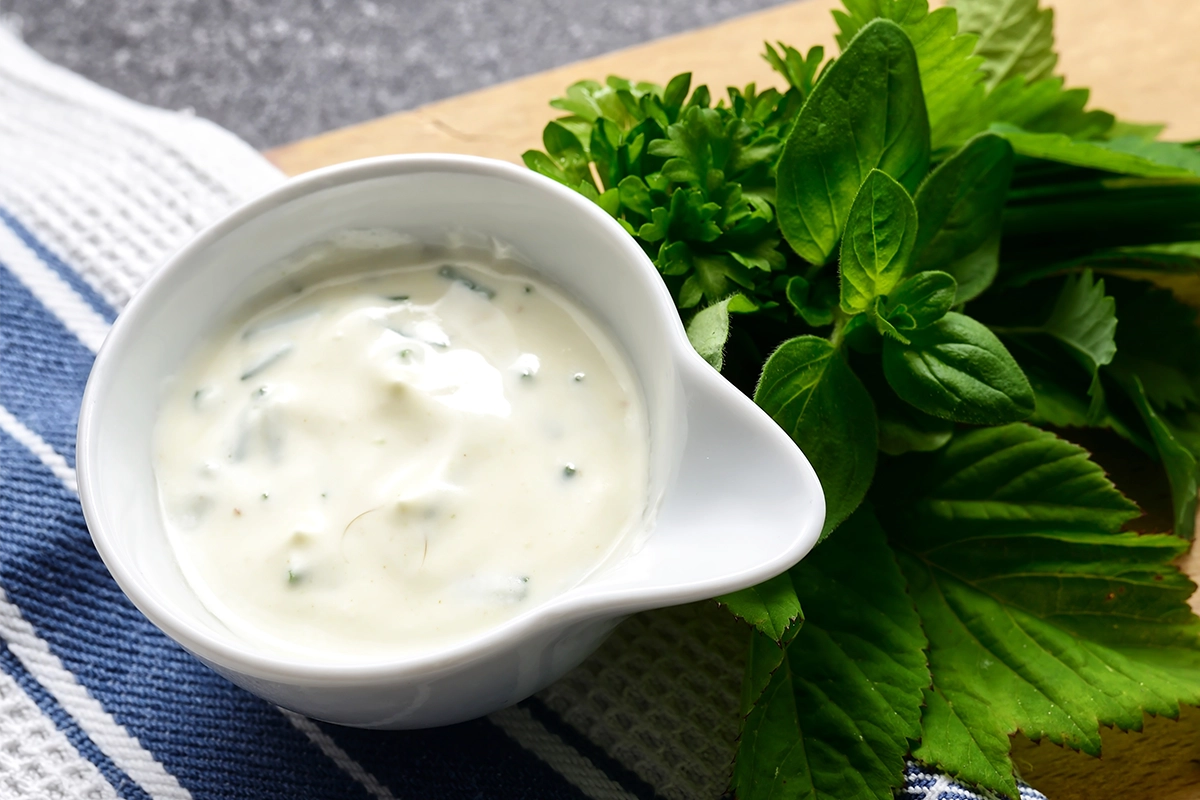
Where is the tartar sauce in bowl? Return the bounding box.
[153,242,649,662]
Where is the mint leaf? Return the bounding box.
[756,336,878,537]
[732,509,929,800]
[913,132,1014,301]
[839,170,919,313]
[685,293,756,371]
[1126,376,1199,539]
[950,0,1057,90]
[882,271,957,331]
[777,19,930,265]
[720,571,804,644]
[882,311,1034,423]
[993,124,1200,178]
[880,424,1200,796]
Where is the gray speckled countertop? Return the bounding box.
[1,0,789,149]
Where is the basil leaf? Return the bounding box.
[882,311,1034,424]
[756,336,878,537]
[913,133,1014,301]
[777,19,930,266]
[881,270,957,331]
[685,293,756,371]
[839,170,919,313]
[733,508,928,800]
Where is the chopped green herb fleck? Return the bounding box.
[573,372,585,382]
[563,464,577,478]
[438,265,496,298]
[386,294,410,302]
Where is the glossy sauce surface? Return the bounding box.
[153,250,649,662]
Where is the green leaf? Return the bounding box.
[950,0,1057,90]
[732,508,929,800]
[878,400,955,455]
[684,293,756,371]
[663,72,692,117]
[882,311,1034,424]
[859,359,957,455]
[719,571,804,644]
[756,336,878,537]
[521,149,570,185]
[1126,377,1199,539]
[777,19,931,265]
[881,270,957,331]
[880,424,1200,796]
[833,1,989,151]
[839,170,919,313]
[785,276,837,327]
[542,120,596,187]
[1039,270,1117,420]
[913,132,1014,301]
[993,124,1200,178]
[762,42,825,97]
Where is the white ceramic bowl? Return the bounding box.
[77,155,824,729]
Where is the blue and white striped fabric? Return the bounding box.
[0,25,1049,800]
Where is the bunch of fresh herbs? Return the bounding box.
[524,1,1200,797]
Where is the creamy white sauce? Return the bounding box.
[153,247,649,662]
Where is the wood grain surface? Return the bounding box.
[264,2,1200,797]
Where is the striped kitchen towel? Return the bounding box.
[0,25,1049,800]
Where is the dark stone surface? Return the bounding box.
[2,0,790,149]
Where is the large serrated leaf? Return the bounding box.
[878,424,1200,796]
[732,509,929,800]
[756,336,878,537]
[994,125,1200,178]
[950,0,1057,90]
[776,19,930,265]
[720,571,804,644]
[996,270,1117,422]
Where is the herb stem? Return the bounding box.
[829,309,850,350]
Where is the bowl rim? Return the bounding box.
[77,153,822,685]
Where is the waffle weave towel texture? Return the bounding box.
[0,25,1051,800]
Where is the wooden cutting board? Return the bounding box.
[265,1,1200,797]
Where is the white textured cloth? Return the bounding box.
[0,23,282,309]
